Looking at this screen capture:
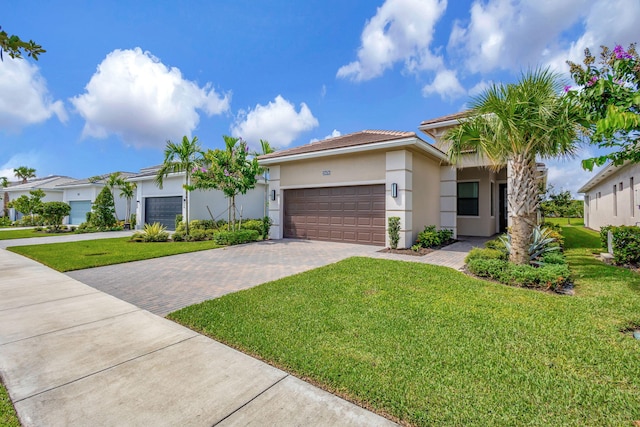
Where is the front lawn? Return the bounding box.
[8,238,222,272]
[170,226,640,426]
[0,228,53,240]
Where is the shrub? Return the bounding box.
[467,258,509,279]
[175,214,183,230]
[90,187,117,228]
[213,229,259,245]
[540,221,562,232]
[261,216,272,240]
[40,201,71,230]
[600,225,614,249]
[485,235,508,252]
[131,222,169,242]
[540,251,567,265]
[415,225,454,248]
[610,226,640,265]
[129,213,137,229]
[465,247,507,263]
[388,217,400,249]
[0,216,12,227]
[240,219,263,232]
[467,258,571,292]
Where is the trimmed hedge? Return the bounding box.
[600,225,640,265]
[467,258,571,291]
[213,229,260,245]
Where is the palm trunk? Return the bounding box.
[507,155,540,265]
[185,174,190,235]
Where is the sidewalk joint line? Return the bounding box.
[0,290,101,313]
[212,374,289,426]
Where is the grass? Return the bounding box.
[544,217,585,227]
[7,238,222,272]
[170,225,640,426]
[0,229,53,240]
[0,380,20,427]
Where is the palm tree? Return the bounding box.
[105,172,124,220]
[119,181,137,228]
[1,177,8,188]
[256,139,274,218]
[155,136,203,235]
[445,69,584,265]
[13,166,36,183]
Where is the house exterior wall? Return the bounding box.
[63,186,129,223]
[279,152,386,188]
[411,152,442,243]
[385,150,413,248]
[582,163,639,230]
[456,167,503,236]
[6,190,64,221]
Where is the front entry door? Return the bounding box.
[499,183,507,233]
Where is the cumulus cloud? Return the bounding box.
[422,69,466,100]
[544,147,601,198]
[231,95,319,148]
[310,129,341,143]
[71,48,230,148]
[337,0,447,81]
[0,57,67,131]
[448,0,639,75]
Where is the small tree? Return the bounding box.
[193,136,261,231]
[105,172,124,220]
[90,186,117,228]
[41,201,71,230]
[567,43,639,169]
[541,187,573,223]
[9,189,45,221]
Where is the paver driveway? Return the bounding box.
[68,239,381,316]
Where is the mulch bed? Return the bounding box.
[378,247,435,256]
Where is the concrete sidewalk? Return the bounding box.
[0,230,135,249]
[0,249,395,426]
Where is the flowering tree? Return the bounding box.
[0,26,45,61]
[567,43,639,170]
[193,136,260,231]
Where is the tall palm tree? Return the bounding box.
[445,69,584,265]
[119,181,137,228]
[13,166,36,184]
[105,172,124,220]
[155,135,203,235]
[256,139,274,218]
[0,177,8,188]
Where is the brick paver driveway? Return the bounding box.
[67,239,380,317]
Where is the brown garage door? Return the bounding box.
[283,185,385,245]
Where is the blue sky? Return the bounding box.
[2,0,638,195]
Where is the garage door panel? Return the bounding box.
[145,197,182,230]
[284,184,384,246]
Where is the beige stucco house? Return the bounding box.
[259,112,525,248]
[578,161,639,230]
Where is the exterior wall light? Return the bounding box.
[271,190,276,201]
[391,183,398,198]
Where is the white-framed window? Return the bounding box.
[457,181,479,216]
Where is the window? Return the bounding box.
[596,192,601,210]
[457,182,479,216]
[620,182,623,191]
[631,177,635,217]
[613,185,617,216]
[490,182,495,216]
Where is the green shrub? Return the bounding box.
[261,216,272,240]
[540,251,567,265]
[467,257,571,292]
[131,222,169,242]
[41,201,71,230]
[600,225,614,249]
[0,216,12,227]
[175,214,183,230]
[467,258,509,279]
[465,247,507,263]
[610,226,640,265]
[540,221,562,232]
[90,186,117,228]
[388,217,400,249]
[415,225,454,248]
[240,219,263,232]
[485,235,508,252]
[213,229,259,245]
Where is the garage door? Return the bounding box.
[144,196,182,230]
[69,200,92,225]
[284,185,385,245]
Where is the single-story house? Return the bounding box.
[128,165,267,230]
[4,176,77,221]
[58,172,136,225]
[578,161,639,230]
[259,112,546,248]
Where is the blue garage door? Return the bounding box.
[69,200,92,225]
[144,196,182,230]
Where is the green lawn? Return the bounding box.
[544,217,585,227]
[8,238,222,272]
[0,229,52,240]
[170,225,640,426]
[0,380,20,427]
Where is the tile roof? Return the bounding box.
[57,171,137,187]
[258,130,417,160]
[5,176,76,191]
[420,110,471,127]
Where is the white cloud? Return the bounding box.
[310,129,341,143]
[0,57,67,131]
[544,147,600,198]
[231,95,319,148]
[422,69,466,100]
[468,80,492,97]
[448,0,639,76]
[71,48,230,149]
[337,0,447,82]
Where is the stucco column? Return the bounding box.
[440,166,457,239]
[386,150,413,248]
[268,165,283,239]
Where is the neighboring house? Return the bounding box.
[259,113,547,248]
[5,176,77,221]
[57,172,136,225]
[128,165,267,230]
[578,161,639,230]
